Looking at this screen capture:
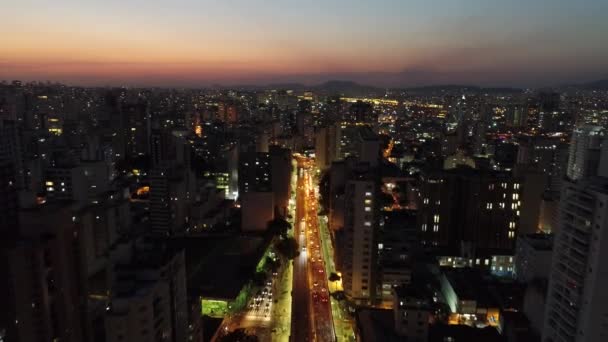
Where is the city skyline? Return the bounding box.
[2,0,608,87]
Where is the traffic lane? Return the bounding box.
[291,170,312,342]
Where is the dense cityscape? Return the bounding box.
[1,78,608,342]
[2,0,608,341]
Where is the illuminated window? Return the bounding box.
[365,192,372,197]
[514,183,520,190]
[423,198,429,205]
[486,203,493,210]
[364,222,372,227]
[364,199,372,205]
[508,231,515,239]
[433,224,439,232]
[364,207,371,212]
[421,224,427,232]
[499,202,505,209]
[433,215,440,223]
[512,193,519,200]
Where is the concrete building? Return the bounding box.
[393,285,432,342]
[45,161,110,205]
[1,205,84,342]
[543,130,608,342]
[270,145,292,217]
[340,177,378,304]
[0,159,19,233]
[238,152,271,194]
[514,233,553,283]
[566,125,604,181]
[240,191,274,232]
[315,124,341,170]
[150,165,196,235]
[107,243,188,342]
[417,166,521,258]
[149,166,172,235]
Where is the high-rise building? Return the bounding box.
[238,152,271,194]
[543,132,608,342]
[45,161,110,204]
[505,103,528,128]
[566,125,605,181]
[106,243,188,342]
[270,145,292,216]
[1,205,84,342]
[121,101,151,157]
[515,233,553,283]
[315,124,341,170]
[0,120,25,189]
[296,110,314,148]
[517,135,569,196]
[392,284,432,341]
[0,159,19,233]
[150,166,172,235]
[417,167,521,258]
[238,151,273,231]
[340,174,378,304]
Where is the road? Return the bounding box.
[291,157,337,342]
[290,164,313,342]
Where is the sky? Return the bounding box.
[1,0,607,87]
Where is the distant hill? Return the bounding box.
[403,84,522,94]
[577,79,608,90]
[220,80,382,96]
[312,80,382,96]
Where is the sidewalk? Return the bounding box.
[270,261,293,342]
[318,214,356,342]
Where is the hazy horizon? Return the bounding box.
[2,0,608,88]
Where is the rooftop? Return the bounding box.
[170,235,267,299]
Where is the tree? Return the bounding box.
[275,237,299,260]
[252,271,267,287]
[219,329,259,342]
[329,272,341,292]
[266,217,291,238]
[318,171,331,214]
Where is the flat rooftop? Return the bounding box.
[170,235,268,300]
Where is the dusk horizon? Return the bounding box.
[3,0,608,88]
[3,2,608,342]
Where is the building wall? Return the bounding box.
[418,168,520,257]
[342,180,376,303]
[543,180,608,342]
[241,192,274,232]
